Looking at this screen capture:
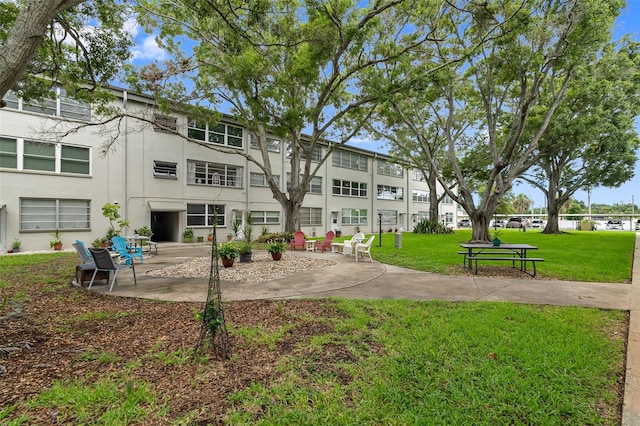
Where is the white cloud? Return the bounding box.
[131,35,166,62]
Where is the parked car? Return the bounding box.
[636,219,640,231]
[506,217,530,228]
[458,219,471,227]
[491,219,505,228]
[531,219,545,228]
[606,219,623,230]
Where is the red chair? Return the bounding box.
[289,231,306,251]
[316,231,335,253]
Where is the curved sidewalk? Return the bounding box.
[90,235,640,425]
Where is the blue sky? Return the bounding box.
[127,2,640,207]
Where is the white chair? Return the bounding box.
[354,235,375,263]
[343,233,365,256]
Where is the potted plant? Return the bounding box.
[208,230,214,242]
[11,238,21,253]
[217,243,239,268]
[183,227,194,243]
[50,229,63,250]
[238,243,253,263]
[92,238,103,249]
[197,235,204,243]
[267,241,286,261]
[312,227,317,237]
[492,229,502,246]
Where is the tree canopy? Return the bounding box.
[0,0,132,109]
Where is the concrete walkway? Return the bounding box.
[88,234,640,425]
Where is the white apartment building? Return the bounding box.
[0,87,458,252]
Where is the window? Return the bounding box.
[60,145,90,174]
[250,172,279,188]
[2,138,90,175]
[2,88,91,120]
[187,160,243,187]
[332,150,368,171]
[0,137,17,168]
[300,207,322,226]
[442,194,454,204]
[251,211,280,225]
[20,198,90,231]
[286,174,322,194]
[250,135,281,153]
[187,204,226,227]
[23,141,55,172]
[341,208,367,225]
[377,185,404,201]
[332,179,367,197]
[188,119,244,148]
[378,209,398,225]
[286,142,322,162]
[153,161,178,178]
[412,169,426,181]
[412,190,428,202]
[377,160,404,178]
[153,113,178,132]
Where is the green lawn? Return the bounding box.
[362,229,636,283]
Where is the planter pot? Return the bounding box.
[184,237,193,243]
[239,253,253,263]
[100,242,108,248]
[53,243,63,251]
[220,256,234,268]
[208,235,214,242]
[226,235,233,241]
[12,248,20,253]
[492,238,501,247]
[197,236,204,242]
[270,252,282,261]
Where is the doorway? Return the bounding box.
[151,211,180,242]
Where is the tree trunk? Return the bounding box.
[427,172,440,223]
[283,200,301,232]
[0,0,83,106]
[470,214,492,242]
[543,193,562,234]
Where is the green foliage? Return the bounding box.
[182,227,194,242]
[201,300,224,336]
[238,243,252,255]
[217,242,239,260]
[11,237,20,249]
[256,232,292,243]
[136,226,153,238]
[267,241,286,254]
[413,219,453,234]
[0,1,132,111]
[101,203,128,237]
[49,229,62,247]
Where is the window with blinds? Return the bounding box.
[20,198,90,231]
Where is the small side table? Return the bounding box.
[305,240,316,252]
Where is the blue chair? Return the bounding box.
[111,236,144,265]
[88,248,136,292]
[74,240,93,263]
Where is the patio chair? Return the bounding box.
[73,240,93,263]
[354,235,375,263]
[111,236,144,265]
[88,248,137,292]
[343,232,365,256]
[316,231,335,253]
[289,231,306,251]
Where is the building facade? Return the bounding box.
[0,87,458,252]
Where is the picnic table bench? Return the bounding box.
[459,243,544,277]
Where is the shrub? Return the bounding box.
[267,241,286,254]
[413,219,454,234]
[256,232,292,243]
[217,243,239,260]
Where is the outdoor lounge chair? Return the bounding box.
[289,231,306,251]
[111,236,144,264]
[343,232,365,256]
[316,231,335,253]
[354,235,375,263]
[73,240,93,263]
[88,248,137,292]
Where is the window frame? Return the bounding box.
[250,210,280,225]
[412,189,429,203]
[20,198,91,231]
[332,150,368,171]
[188,119,244,148]
[377,160,404,178]
[377,184,404,201]
[299,207,322,226]
[153,160,178,179]
[187,160,243,187]
[332,179,367,197]
[186,203,226,227]
[341,208,368,225]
